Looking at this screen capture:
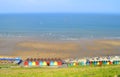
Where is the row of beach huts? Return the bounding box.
[65,56,120,66]
[23,58,63,67]
[0,56,120,67]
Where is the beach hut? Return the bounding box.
[117,61,119,64]
[89,61,93,66]
[24,61,28,66]
[116,61,119,65]
[69,62,74,66]
[79,61,85,66]
[78,59,86,66]
[58,58,63,65]
[54,61,58,66]
[50,61,54,66]
[86,61,90,66]
[118,61,120,64]
[73,62,78,66]
[99,61,102,66]
[67,63,72,67]
[57,61,62,66]
[92,61,94,65]
[35,61,39,66]
[46,60,50,66]
[32,61,36,66]
[113,61,118,65]
[102,61,107,65]
[97,61,100,65]
[45,58,50,66]
[29,61,32,66]
[67,62,75,67]
[72,62,75,66]
[93,61,97,66]
[39,61,43,66]
[91,61,94,65]
[43,61,47,66]
[108,60,112,65]
[107,61,110,65]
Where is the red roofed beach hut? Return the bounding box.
[24,61,28,66]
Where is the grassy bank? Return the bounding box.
[0,65,120,77]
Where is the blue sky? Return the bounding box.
[0,0,120,13]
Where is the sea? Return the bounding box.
[0,13,120,40]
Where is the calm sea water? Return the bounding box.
[0,13,120,40]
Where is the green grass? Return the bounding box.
[0,65,120,77]
[0,64,17,68]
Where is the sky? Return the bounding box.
[0,0,120,13]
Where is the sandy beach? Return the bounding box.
[0,37,120,59]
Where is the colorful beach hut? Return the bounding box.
[102,61,107,65]
[86,61,90,65]
[79,61,85,66]
[29,61,32,66]
[50,61,54,66]
[35,61,39,66]
[54,61,58,66]
[93,61,97,66]
[23,58,63,67]
[43,61,47,66]
[57,61,62,66]
[39,61,43,66]
[99,61,102,66]
[73,62,77,66]
[97,61,100,65]
[32,61,36,66]
[24,61,28,66]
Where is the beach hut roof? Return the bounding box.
[37,58,40,61]
[40,58,44,61]
[30,58,33,61]
[33,58,37,61]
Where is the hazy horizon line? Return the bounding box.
[0,12,120,15]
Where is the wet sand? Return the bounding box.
[0,37,120,59]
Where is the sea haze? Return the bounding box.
[0,13,120,40]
